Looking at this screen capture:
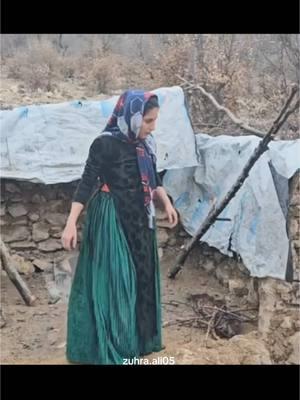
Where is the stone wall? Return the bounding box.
[256,172,300,364]
[1,179,80,271]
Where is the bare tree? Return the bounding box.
[279,34,300,84]
[51,34,69,56]
[100,34,116,55]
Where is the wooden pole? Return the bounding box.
[0,238,36,306]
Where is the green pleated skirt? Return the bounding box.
[66,191,162,364]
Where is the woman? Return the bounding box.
[61,90,178,365]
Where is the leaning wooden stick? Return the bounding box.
[0,238,36,306]
[168,85,299,279]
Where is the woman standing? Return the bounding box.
[61,90,178,364]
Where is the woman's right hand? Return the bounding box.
[61,222,77,251]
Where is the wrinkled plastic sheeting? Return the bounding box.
[0,86,198,184]
[163,134,300,280]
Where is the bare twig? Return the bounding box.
[199,305,256,322]
[193,122,221,128]
[162,300,192,309]
[211,327,219,340]
[177,75,265,138]
[228,307,258,313]
[0,308,6,328]
[163,317,209,328]
[168,85,299,279]
[205,308,218,347]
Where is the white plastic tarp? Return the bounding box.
[0,86,198,184]
[163,134,300,280]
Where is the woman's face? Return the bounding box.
[138,107,159,139]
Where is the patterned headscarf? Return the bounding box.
[102,90,159,229]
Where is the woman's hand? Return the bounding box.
[154,186,178,228]
[61,222,77,251]
[165,203,178,228]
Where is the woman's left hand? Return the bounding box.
[165,204,178,228]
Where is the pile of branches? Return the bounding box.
[163,293,257,343]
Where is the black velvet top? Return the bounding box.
[72,135,162,209]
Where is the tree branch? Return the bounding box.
[177,75,265,138]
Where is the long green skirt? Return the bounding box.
[66,191,162,364]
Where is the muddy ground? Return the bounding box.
[1,242,273,365]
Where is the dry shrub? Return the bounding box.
[60,56,78,80]
[77,54,120,94]
[79,52,154,94]
[89,56,118,94]
[120,59,155,90]
[152,35,193,87]
[6,37,63,91]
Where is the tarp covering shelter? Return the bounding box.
[1,86,299,279]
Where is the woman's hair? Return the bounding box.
[143,96,159,116]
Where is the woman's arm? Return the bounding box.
[62,202,84,250]
[154,164,178,227]
[154,186,171,209]
[66,202,84,226]
[69,137,103,223]
[62,138,103,250]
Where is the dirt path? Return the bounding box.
[1,244,272,365]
